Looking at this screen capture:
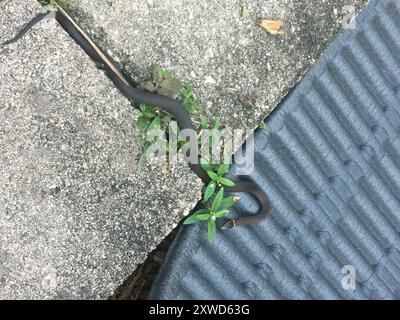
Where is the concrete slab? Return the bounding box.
[67,0,368,131]
[0,0,201,299]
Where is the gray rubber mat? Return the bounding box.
[150,0,400,299]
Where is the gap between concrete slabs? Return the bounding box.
[0,0,201,299]
[67,0,368,131]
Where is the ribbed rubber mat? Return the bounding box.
[150,0,400,299]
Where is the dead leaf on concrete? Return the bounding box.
[258,19,285,35]
[224,87,239,94]
[240,6,250,18]
[161,162,170,176]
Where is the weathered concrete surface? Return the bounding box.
[67,0,368,131]
[0,0,201,299]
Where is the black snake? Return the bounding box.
[2,6,271,230]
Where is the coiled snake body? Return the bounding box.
[4,7,271,229]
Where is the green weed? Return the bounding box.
[38,0,67,7]
[184,187,238,243]
[135,65,202,165]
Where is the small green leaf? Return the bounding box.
[219,177,236,187]
[217,163,230,176]
[163,115,172,124]
[148,116,161,130]
[213,210,228,217]
[211,188,224,212]
[147,105,156,112]
[138,153,147,166]
[180,85,193,100]
[178,140,188,148]
[192,209,209,216]
[179,85,202,114]
[204,181,216,202]
[139,104,155,115]
[134,110,143,117]
[143,112,156,119]
[214,117,221,130]
[259,122,267,129]
[208,219,216,244]
[143,141,152,149]
[207,171,219,181]
[200,116,209,129]
[219,196,236,210]
[138,117,151,132]
[153,65,172,83]
[183,214,199,225]
[195,214,211,221]
[183,209,209,225]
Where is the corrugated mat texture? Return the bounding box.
[150,0,400,299]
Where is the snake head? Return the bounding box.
[220,219,236,231]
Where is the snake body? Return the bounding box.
[6,7,271,229]
[1,11,49,46]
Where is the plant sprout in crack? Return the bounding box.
[134,66,241,244]
[184,186,239,244]
[134,65,203,166]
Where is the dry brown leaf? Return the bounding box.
[258,19,285,35]
[161,162,170,176]
[224,87,239,94]
[240,6,250,18]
